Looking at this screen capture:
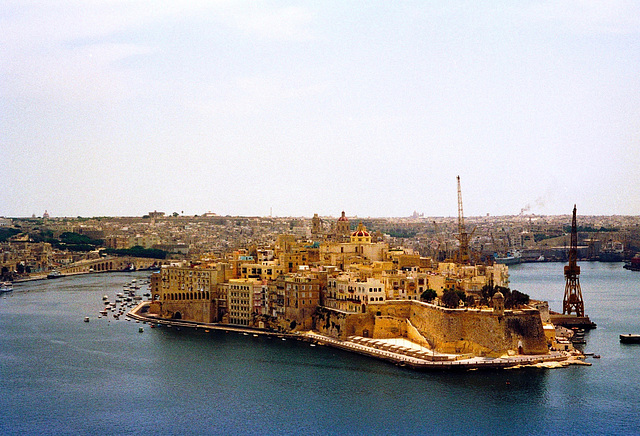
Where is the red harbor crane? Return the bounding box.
[563,205,585,317]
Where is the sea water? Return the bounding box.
[1,264,639,435]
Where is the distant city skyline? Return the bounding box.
[2,1,639,218]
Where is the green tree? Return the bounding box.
[505,289,530,309]
[0,228,21,242]
[465,295,476,307]
[441,289,461,308]
[420,289,437,302]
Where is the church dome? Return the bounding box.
[352,228,370,238]
[338,211,349,222]
[350,222,371,242]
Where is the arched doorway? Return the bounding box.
[173,312,182,320]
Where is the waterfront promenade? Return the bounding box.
[127,302,585,371]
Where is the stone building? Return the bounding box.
[320,223,389,269]
[325,275,386,313]
[222,278,264,326]
[149,262,231,322]
[283,274,321,330]
[335,211,350,241]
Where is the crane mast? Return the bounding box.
[563,205,584,316]
[456,176,471,264]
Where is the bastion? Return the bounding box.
[313,300,549,357]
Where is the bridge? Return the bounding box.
[59,256,168,275]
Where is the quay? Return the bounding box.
[127,302,586,371]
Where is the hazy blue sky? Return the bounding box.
[2,1,639,218]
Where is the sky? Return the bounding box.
[2,1,639,218]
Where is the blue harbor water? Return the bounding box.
[1,263,639,435]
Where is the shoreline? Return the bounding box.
[127,302,587,371]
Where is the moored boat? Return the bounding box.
[620,334,640,344]
[47,270,63,279]
[0,282,13,294]
[623,255,640,271]
[494,250,522,265]
[600,240,624,262]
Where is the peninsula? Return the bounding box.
[132,214,587,369]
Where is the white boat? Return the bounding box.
[47,270,63,279]
[0,282,13,294]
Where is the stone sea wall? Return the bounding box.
[150,300,215,323]
[314,300,548,357]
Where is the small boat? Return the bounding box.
[139,327,144,333]
[47,270,63,279]
[620,334,640,344]
[624,255,640,271]
[0,282,13,294]
[84,317,90,322]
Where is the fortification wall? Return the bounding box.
[372,316,407,339]
[152,301,215,323]
[405,319,432,349]
[402,301,548,356]
[314,307,347,339]
[314,300,548,357]
[314,307,374,340]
